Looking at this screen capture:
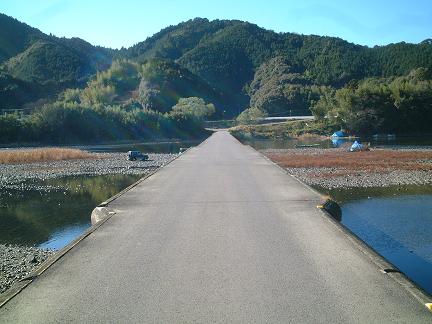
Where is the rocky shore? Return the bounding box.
[284,167,432,189]
[0,244,54,294]
[0,153,175,193]
[0,152,175,294]
[262,147,432,189]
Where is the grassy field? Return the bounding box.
[0,148,96,164]
[266,149,432,172]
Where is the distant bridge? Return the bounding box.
[264,116,314,121]
[1,108,33,118]
[203,115,314,129]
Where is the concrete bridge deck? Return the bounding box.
[1,131,431,323]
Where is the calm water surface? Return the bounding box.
[321,185,432,295]
[0,174,142,250]
[81,140,201,153]
[241,135,432,150]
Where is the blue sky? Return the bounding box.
[0,0,431,49]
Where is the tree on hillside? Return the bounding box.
[310,68,432,134]
[236,107,268,125]
[79,82,116,106]
[170,97,215,121]
[248,56,330,116]
[167,97,215,133]
[59,88,81,103]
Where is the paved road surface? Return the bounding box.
[1,131,431,323]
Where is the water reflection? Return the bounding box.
[242,137,332,150]
[331,138,349,147]
[81,140,202,153]
[0,174,142,249]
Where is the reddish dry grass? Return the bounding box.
[0,148,96,164]
[266,149,432,172]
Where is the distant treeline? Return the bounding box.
[0,102,210,144]
[311,68,432,135]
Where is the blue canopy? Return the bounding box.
[331,130,346,137]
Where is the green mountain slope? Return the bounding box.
[0,13,112,108]
[4,40,88,83]
[126,18,235,61]
[3,39,111,84]
[248,56,329,116]
[0,13,46,63]
[367,42,432,76]
[1,15,432,143]
[1,14,432,118]
[123,19,432,116]
[0,71,45,108]
[138,58,223,115]
[0,13,112,83]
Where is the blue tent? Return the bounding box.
[331,130,346,138]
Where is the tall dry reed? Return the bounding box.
[0,148,96,164]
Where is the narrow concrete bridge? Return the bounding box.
[1,131,431,323]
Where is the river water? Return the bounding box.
[0,174,142,250]
[80,139,201,153]
[242,135,432,150]
[243,136,432,295]
[321,185,432,295]
[0,140,199,250]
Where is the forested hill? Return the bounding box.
[0,13,113,108]
[1,15,431,118]
[0,13,112,80]
[122,18,432,114]
[126,17,432,83]
[0,13,45,62]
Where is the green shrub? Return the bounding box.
[236,107,267,125]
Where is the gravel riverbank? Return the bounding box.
[0,153,175,193]
[285,167,432,189]
[0,244,54,294]
[0,152,175,294]
[263,147,432,189]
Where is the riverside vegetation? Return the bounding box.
[0,60,215,144]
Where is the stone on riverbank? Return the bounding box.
[0,244,54,294]
[0,153,175,193]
